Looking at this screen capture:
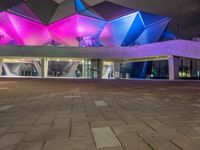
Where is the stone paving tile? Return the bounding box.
[71,121,92,137]
[171,138,200,150]
[0,133,25,148]
[15,141,43,150]
[95,146,124,150]
[94,101,108,106]
[24,125,50,142]
[118,133,152,150]
[90,120,126,128]
[0,145,16,150]
[138,129,188,143]
[0,127,9,136]
[0,79,200,150]
[92,127,121,148]
[112,125,137,135]
[6,125,33,134]
[0,105,13,112]
[149,141,181,150]
[35,114,56,125]
[43,137,95,150]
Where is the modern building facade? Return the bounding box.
[0,0,200,80]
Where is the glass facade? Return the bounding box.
[179,58,200,80]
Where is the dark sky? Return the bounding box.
[55,0,200,39]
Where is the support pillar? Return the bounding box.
[114,62,121,79]
[91,59,103,79]
[0,58,3,76]
[168,56,179,80]
[41,58,48,78]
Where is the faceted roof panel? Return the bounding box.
[0,0,170,47]
[48,14,106,46]
[50,0,76,24]
[0,27,14,45]
[26,0,59,24]
[100,12,137,46]
[135,19,170,44]
[49,0,90,24]
[122,13,145,46]
[7,12,51,45]
[8,3,42,23]
[90,1,136,21]
[79,7,105,20]
[0,4,6,12]
[0,0,24,11]
[0,12,24,45]
[139,12,169,27]
[75,0,90,12]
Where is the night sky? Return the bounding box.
[55,0,200,39]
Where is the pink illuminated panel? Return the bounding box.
[0,12,24,45]
[48,14,106,46]
[7,12,51,46]
[48,15,78,46]
[0,28,14,45]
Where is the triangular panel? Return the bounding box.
[91,1,135,21]
[100,12,137,46]
[139,11,169,27]
[135,19,170,44]
[8,3,42,23]
[122,13,145,46]
[0,27,14,45]
[48,15,79,46]
[26,0,58,24]
[75,0,89,12]
[7,12,51,45]
[79,8,105,20]
[0,12,24,45]
[77,14,106,38]
[48,14,106,46]
[50,0,76,24]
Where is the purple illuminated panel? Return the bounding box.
[48,14,106,46]
[99,12,137,46]
[7,13,51,46]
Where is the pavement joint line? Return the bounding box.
[0,105,13,112]
[94,101,107,106]
[92,126,121,148]
[0,87,9,90]
[110,92,125,95]
[64,96,81,98]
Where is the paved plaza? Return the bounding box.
[0,79,200,150]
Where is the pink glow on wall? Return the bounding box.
[7,12,51,46]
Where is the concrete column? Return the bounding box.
[114,62,121,79]
[41,58,48,78]
[33,60,42,77]
[0,58,3,76]
[168,56,179,80]
[90,59,103,79]
[96,59,103,79]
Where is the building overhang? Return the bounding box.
[0,40,200,61]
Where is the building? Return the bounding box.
[0,0,200,80]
